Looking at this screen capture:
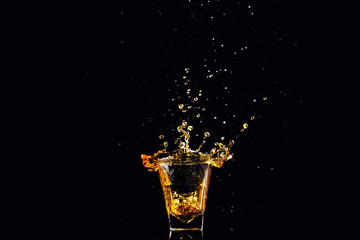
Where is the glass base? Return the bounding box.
[169,213,204,231]
[169,230,203,240]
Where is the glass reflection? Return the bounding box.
[169,230,204,240]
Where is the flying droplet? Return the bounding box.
[204,132,210,138]
[159,135,164,139]
[223,121,226,124]
[177,126,182,132]
[263,97,268,101]
[251,116,255,120]
[196,114,201,118]
[163,142,168,148]
[243,123,248,129]
[221,136,225,140]
[187,125,193,131]
[194,97,198,101]
[178,104,184,110]
[202,108,206,111]
[253,99,257,102]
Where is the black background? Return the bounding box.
[7,0,348,238]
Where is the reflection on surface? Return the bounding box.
[169,230,204,240]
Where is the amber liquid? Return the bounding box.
[158,162,212,224]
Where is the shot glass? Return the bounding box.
[157,153,212,231]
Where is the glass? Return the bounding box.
[157,153,212,231]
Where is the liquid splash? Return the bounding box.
[141,121,234,172]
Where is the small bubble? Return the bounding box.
[240,129,244,132]
[253,98,257,102]
[183,76,187,79]
[196,114,201,118]
[194,97,198,101]
[243,123,248,129]
[270,167,274,171]
[178,104,184,110]
[263,96,268,101]
[250,116,255,120]
[185,67,189,73]
[221,136,225,140]
[202,108,206,111]
[223,121,226,124]
[159,135,164,139]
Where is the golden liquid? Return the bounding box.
[141,121,234,172]
[158,161,212,223]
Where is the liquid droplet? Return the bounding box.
[250,116,255,120]
[187,125,193,131]
[178,104,184,110]
[196,114,201,118]
[243,123,248,129]
[159,135,164,139]
[204,132,210,138]
[221,136,225,140]
[263,97,268,101]
[194,97,198,101]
